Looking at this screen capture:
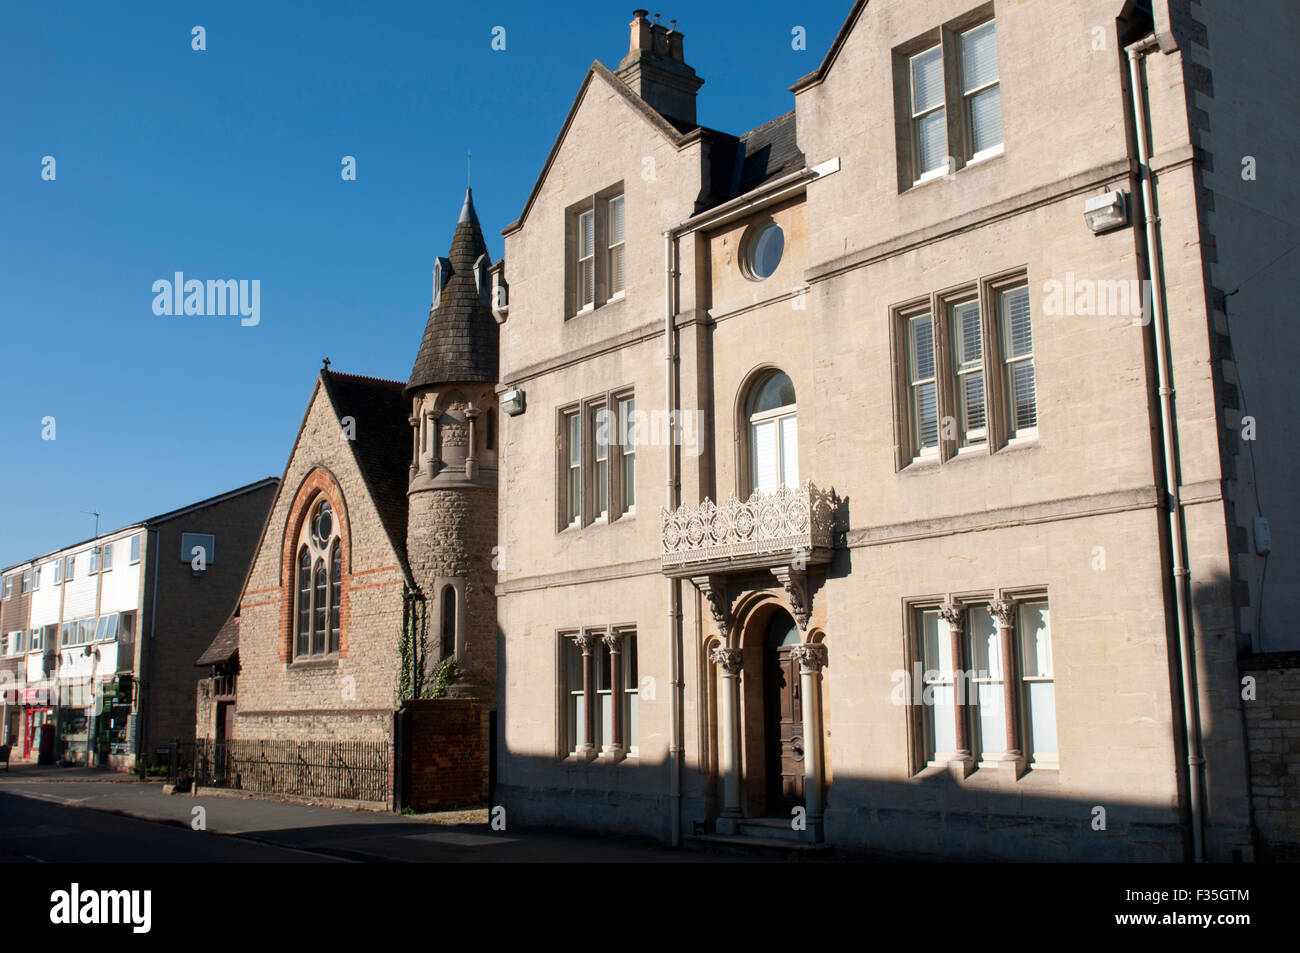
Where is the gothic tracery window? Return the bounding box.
[295,498,343,658]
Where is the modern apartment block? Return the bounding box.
[491,2,1297,861]
[0,479,277,769]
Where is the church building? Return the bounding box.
[195,191,500,809]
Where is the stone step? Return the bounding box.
[684,833,834,859]
[736,816,814,842]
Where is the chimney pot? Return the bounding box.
[617,9,703,126]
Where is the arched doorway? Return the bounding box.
[762,607,803,816]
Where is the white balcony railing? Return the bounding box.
[660,481,835,575]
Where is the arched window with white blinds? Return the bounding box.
[746,370,797,496]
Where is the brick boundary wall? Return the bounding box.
[1239,652,1300,860]
[399,698,489,812]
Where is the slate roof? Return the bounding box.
[407,189,499,392]
[320,370,414,582]
[503,60,807,237]
[196,614,239,667]
[734,111,804,196]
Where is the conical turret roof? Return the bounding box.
[406,188,499,394]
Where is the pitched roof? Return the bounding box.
[503,61,698,236]
[714,110,805,204]
[320,370,414,583]
[196,614,239,666]
[406,189,500,392]
[790,0,869,93]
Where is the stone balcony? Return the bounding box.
[660,481,836,578]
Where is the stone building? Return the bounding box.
[197,192,499,809]
[1,480,276,769]
[491,2,1297,861]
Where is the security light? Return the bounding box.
[1084,190,1128,234]
[502,389,526,416]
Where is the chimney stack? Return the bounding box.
[616,10,703,128]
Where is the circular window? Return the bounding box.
[743,222,784,280]
[312,501,333,547]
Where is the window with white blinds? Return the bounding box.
[911,594,1057,772]
[907,313,939,455]
[564,411,581,526]
[897,276,1037,465]
[1018,600,1057,764]
[898,17,1003,188]
[558,388,635,530]
[569,188,625,316]
[909,46,948,179]
[966,606,1005,756]
[618,396,635,511]
[577,210,595,310]
[919,608,956,762]
[593,405,610,519]
[999,284,1037,438]
[960,22,1002,158]
[607,195,625,296]
[949,299,986,448]
[746,371,797,495]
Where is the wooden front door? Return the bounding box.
[216,702,234,745]
[764,623,804,816]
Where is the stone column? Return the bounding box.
[939,603,974,778]
[575,633,600,761]
[408,415,420,479]
[710,646,744,834]
[602,630,625,761]
[465,406,481,479]
[425,409,443,476]
[791,642,828,840]
[989,599,1026,777]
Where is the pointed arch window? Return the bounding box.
[329,542,342,654]
[440,584,456,659]
[294,497,344,659]
[745,370,797,496]
[296,548,311,658]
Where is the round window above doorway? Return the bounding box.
[742,222,784,280]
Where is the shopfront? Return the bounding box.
[22,688,54,762]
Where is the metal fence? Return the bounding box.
[194,738,390,803]
[162,740,196,787]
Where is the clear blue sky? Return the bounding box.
[0,1,847,569]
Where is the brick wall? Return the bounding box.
[235,382,409,726]
[141,481,277,754]
[400,698,489,811]
[1240,653,1300,859]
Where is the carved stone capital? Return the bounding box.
[771,565,811,631]
[989,599,1016,629]
[574,632,600,655]
[710,646,744,677]
[939,602,965,632]
[601,630,624,652]
[407,415,420,429]
[790,642,827,674]
[691,575,731,639]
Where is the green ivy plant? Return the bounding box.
[428,656,462,700]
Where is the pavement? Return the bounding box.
[0,764,745,863]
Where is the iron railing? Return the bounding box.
[194,738,390,803]
[163,739,196,787]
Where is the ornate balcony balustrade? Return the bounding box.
[660,481,836,577]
